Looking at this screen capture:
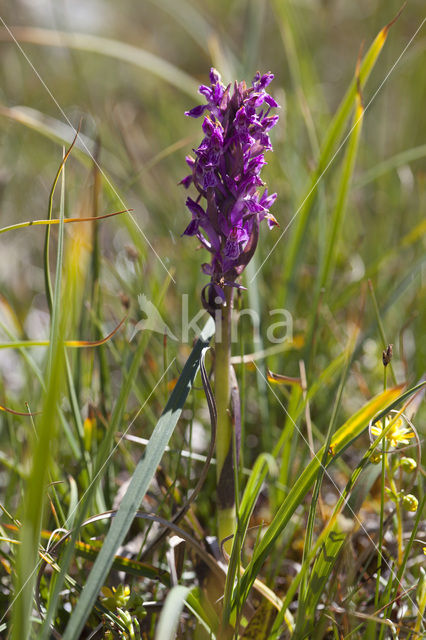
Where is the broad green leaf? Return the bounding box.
[241,599,276,639]
[62,317,215,640]
[185,587,218,637]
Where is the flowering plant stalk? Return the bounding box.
[181,68,279,548]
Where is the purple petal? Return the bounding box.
[259,189,277,210]
[199,85,213,100]
[209,67,222,84]
[265,94,279,108]
[246,155,267,174]
[261,114,279,131]
[224,239,240,259]
[179,175,192,189]
[244,195,263,213]
[255,72,274,89]
[186,197,205,218]
[213,83,225,105]
[202,169,218,188]
[202,116,215,136]
[247,92,266,108]
[201,262,214,275]
[265,213,279,229]
[182,218,199,236]
[185,104,208,118]
[195,230,212,250]
[232,226,249,243]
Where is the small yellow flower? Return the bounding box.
[100,584,131,609]
[370,416,414,449]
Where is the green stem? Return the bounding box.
[374,439,386,616]
[385,453,403,567]
[215,287,236,551]
[374,367,388,613]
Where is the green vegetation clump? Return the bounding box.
[0,1,424,638]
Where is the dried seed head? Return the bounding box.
[382,343,393,366]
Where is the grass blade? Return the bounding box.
[222,453,276,624]
[275,15,393,306]
[0,27,199,98]
[154,585,190,640]
[232,382,423,611]
[62,317,215,640]
[11,152,68,640]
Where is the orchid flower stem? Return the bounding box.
[215,286,236,552]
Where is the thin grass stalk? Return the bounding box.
[388,493,426,624]
[385,452,404,567]
[26,412,66,529]
[222,453,276,626]
[275,385,301,503]
[276,19,391,310]
[91,153,112,418]
[371,362,390,636]
[304,87,364,366]
[347,496,425,640]
[368,279,398,385]
[272,0,322,155]
[232,383,419,616]
[231,408,241,639]
[295,331,354,631]
[12,152,67,640]
[376,440,386,596]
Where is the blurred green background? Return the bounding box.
[0,0,424,471]
[0,2,425,635]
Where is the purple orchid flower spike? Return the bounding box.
[181,68,279,312]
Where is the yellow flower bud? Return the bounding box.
[402,494,418,512]
[400,457,417,473]
[370,451,382,464]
